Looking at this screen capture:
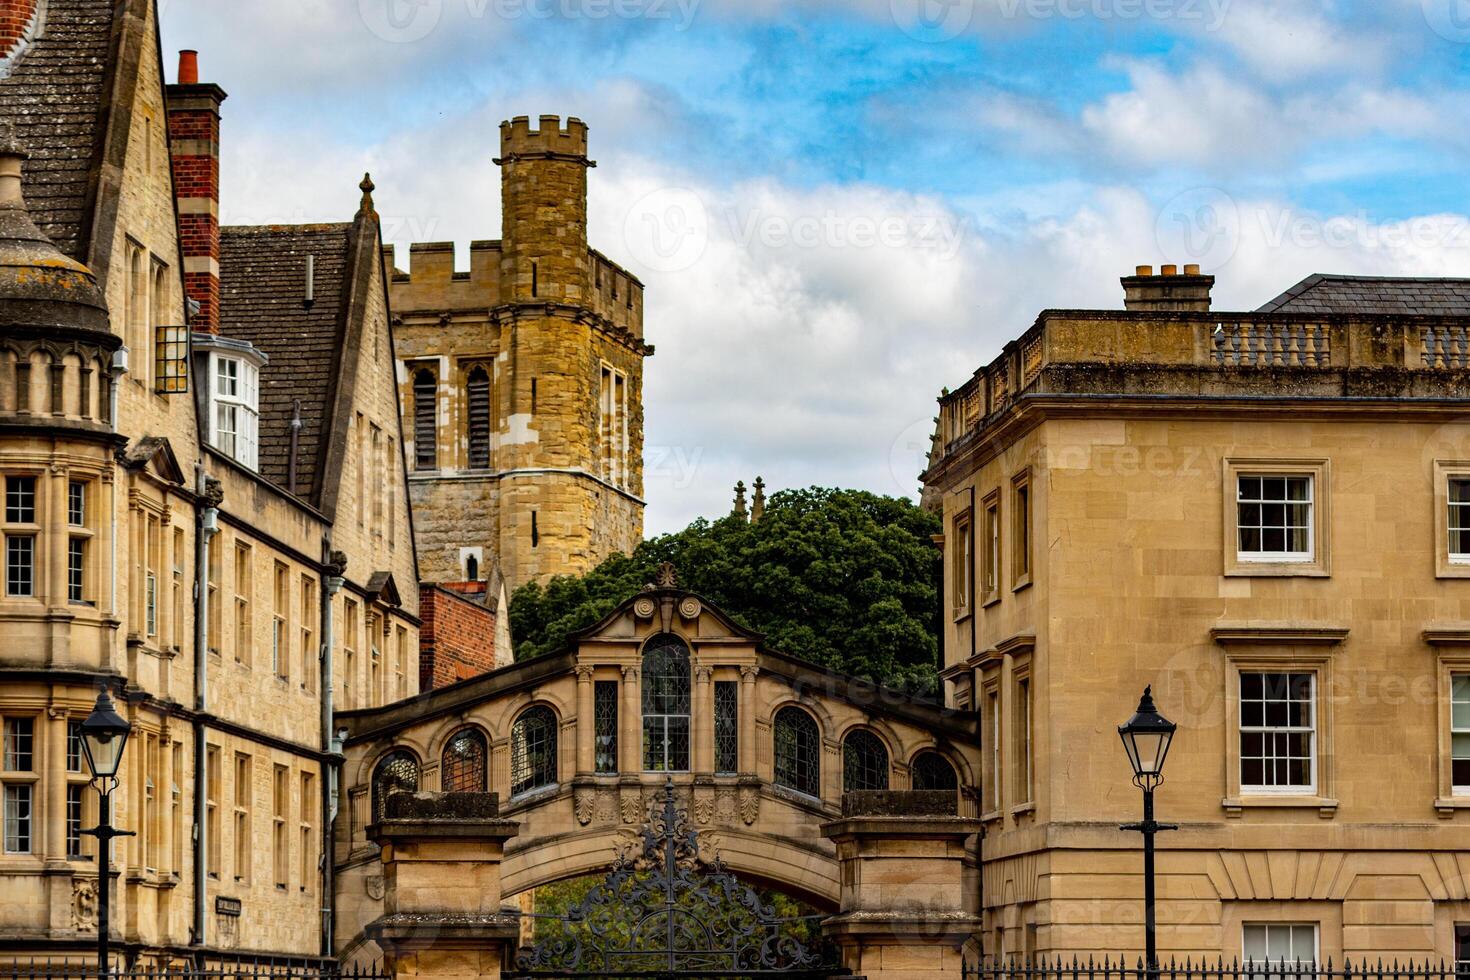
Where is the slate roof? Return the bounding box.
[0,0,116,261]
[218,223,353,499]
[1257,274,1470,316]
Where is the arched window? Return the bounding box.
[441,729,487,793]
[511,705,557,796]
[843,729,890,792]
[371,750,419,822]
[466,366,490,469]
[911,750,958,791]
[641,634,691,772]
[773,707,821,798]
[413,369,436,469]
[128,248,148,385]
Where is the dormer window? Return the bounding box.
[211,354,259,469]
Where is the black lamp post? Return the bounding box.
[79,688,134,980]
[1118,686,1178,978]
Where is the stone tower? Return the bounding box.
[389,115,651,600]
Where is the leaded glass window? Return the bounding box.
[911,750,958,791]
[441,729,487,793]
[773,707,820,798]
[714,680,738,774]
[594,680,619,774]
[642,635,691,772]
[371,750,418,822]
[512,706,558,796]
[843,729,890,792]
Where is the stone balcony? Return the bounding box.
[933,308,1470,466]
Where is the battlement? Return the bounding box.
[385,240,502,313]
[498,115,591,162]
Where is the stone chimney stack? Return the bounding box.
[1121,263,1214,312]
[165,50,228,333]
[0,0,39,60]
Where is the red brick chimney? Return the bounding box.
[165,50,227,334]
[0,1,40,61]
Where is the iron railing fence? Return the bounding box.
[964,958,1469,980]
[0,961,387,980]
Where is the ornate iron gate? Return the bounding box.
[506,781,854,979]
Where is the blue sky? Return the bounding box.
[160,0,1470,533]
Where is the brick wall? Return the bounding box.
[0,0,38,60]
[164,53,226,333]
[419,583,500,689]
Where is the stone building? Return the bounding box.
[924,264,1470,962]
[332,568,981,972]
[387,116,652,612]
[0,0,418,965]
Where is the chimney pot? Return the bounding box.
[1161,264,1178,276]
[178,50,199,85]
[1183,263,1200,275]
[1136,265,1153,276]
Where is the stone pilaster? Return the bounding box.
[821,790,983,980]
[366,792,521,980]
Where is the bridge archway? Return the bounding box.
[335,570,980,957]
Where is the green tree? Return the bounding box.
[508,487,942,695]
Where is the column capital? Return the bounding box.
[574,664,595,682]
[739,665,759,681]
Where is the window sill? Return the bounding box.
[1011,576,1032,594]
[1222,795,1337,818]
[980,809,1003,824]
[1010,801,1035,817]
[953,610,972,625]
[981,593,1002,610]
[1225,561,1328,578]
[1434,797,1470,817]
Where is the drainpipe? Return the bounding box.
[108,350,126,633]
[320,548,346,956]
[191,469,221,948]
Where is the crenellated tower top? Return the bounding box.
[495,115,592,165]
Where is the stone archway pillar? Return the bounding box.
[365,792,521,980]
[821,790,983,980]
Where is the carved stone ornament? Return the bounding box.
[71,878,97,930]
[619,789,642,825]
[678,596,702,620]
[693,793,714,826]
[738,785,760,826]
[654,562,677,589]
[574,787,596,826]
[595,788,618,823]
[365,873,385,901]
[632,596,657,620]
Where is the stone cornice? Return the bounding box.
[488,300,652,357]
[1423,628,1470,646]
[1210,625,1350,646]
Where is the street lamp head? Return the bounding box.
[1118,685,1176,791]
[80,688,132,781]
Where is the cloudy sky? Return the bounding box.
[159,0,1470,535]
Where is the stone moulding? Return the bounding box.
[1209,625,1350,645]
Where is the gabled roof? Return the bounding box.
[365,571,403,608]
[218,222,353,500]
[1257,274,1470,316]
[118,435,185,485]
[0,0,116,263]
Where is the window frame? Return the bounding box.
[1435,461,1470,578]
[1241,922,1319,967]
[771,705,822,800]
[411,366,438,471]
[3,474,39,600]
[1219,647,1338,815]
[1011,469,1032,591]
[1238,670,1317,796]
[841,728,891,792]
[981,488,1002,606]
[210,353,261,469]
[510,706,559,798]
[1222,458,1330,577]
[951,508,973,621]
[641,634,692,774]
